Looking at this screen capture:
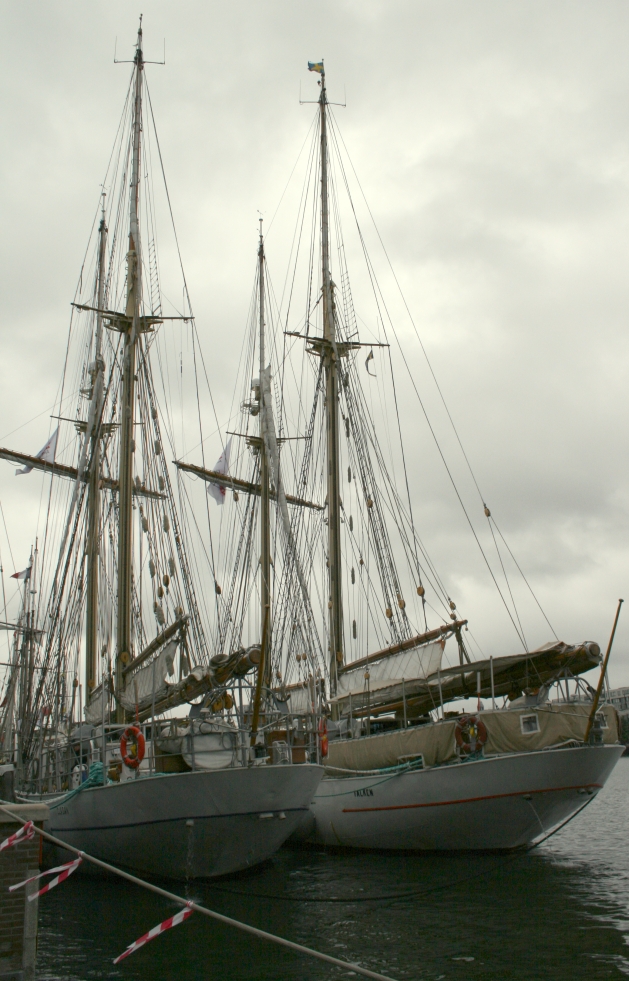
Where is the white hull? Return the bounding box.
[302,745,622,851]
[40,764,322,879]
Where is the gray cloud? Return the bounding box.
[0,1,627,680]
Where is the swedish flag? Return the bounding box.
[308,61,324,74]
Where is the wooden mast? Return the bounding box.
[258,220,272,684]
[115,22,144,720]
[318,65,343,694]
[85,198,107,696]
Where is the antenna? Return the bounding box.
[114,18,165,65]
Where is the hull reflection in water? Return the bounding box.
[46,764,323,879]
[303,745,622,850]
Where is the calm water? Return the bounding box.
[36,759,629,980]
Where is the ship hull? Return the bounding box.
[302,745,622,851]
[43,764,322,879]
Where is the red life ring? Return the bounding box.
[454,715,487,755]
[318,718,329,758]
[120,726,145,769]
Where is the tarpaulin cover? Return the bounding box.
[326,703,619,772]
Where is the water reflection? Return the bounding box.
[36,760,629,980]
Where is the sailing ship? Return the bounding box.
[173,60,623,854]
[0,23,322,879]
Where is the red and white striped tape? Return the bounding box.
[113,904,194,964]
[0,820,35,851]
[9,856,82,900]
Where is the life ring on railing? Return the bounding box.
[318,718,328,758]
[120,726,145,769]
[454,715,487,755]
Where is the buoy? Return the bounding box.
[417,585,425,597]
[385,606,393,619]
[366,498,373,508]
[120,726,145,769]
[455,715,488,755]
[318,718,328,758]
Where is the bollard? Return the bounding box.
[0,804,49,981]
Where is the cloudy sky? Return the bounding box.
[0,1,627,685]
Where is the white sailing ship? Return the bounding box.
[174,59,623,855]
[0,23,322,880]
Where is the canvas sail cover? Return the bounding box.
[119,640,178,713]
[84,684,108,725]
[336,639,444,699]
[325,702,620,771]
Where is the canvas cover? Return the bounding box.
[325,703,619,772]
[336,640,444,699]
[119,640,178,712]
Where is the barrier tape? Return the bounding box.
[9,856,82,899]
[113,904,193,963]
[0,820,34,851]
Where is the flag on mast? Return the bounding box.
[11,567,31,581]
[308,61,324,74]
[207,437,232,506]
[15,427,59,476]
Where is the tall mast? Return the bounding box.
[258,220,271,678]
[85,198,107,696]
[318,65,343,693]
[115,21,144,719]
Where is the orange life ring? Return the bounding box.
[454,715,487,755]
[120,726,145,769]
[318,718,328,758]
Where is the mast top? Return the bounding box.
[308,60,326,100]
[135,16,144,68]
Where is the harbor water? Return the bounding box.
[36,758,629,980]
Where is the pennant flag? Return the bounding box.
[10,566,31,581]
[308,61,324,74]
[365,349,376,377]
[9,856,82,900]
[16,427,59,475]
[207,437,232,506]
[113,905,193,964]
[0,821,34,852]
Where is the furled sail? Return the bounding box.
[119,639,178,713]
[336,639,444,699]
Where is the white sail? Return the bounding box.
[336,640,444,699]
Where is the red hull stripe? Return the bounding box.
[341,783,601,814]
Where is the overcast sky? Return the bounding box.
[0,1,627,686]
